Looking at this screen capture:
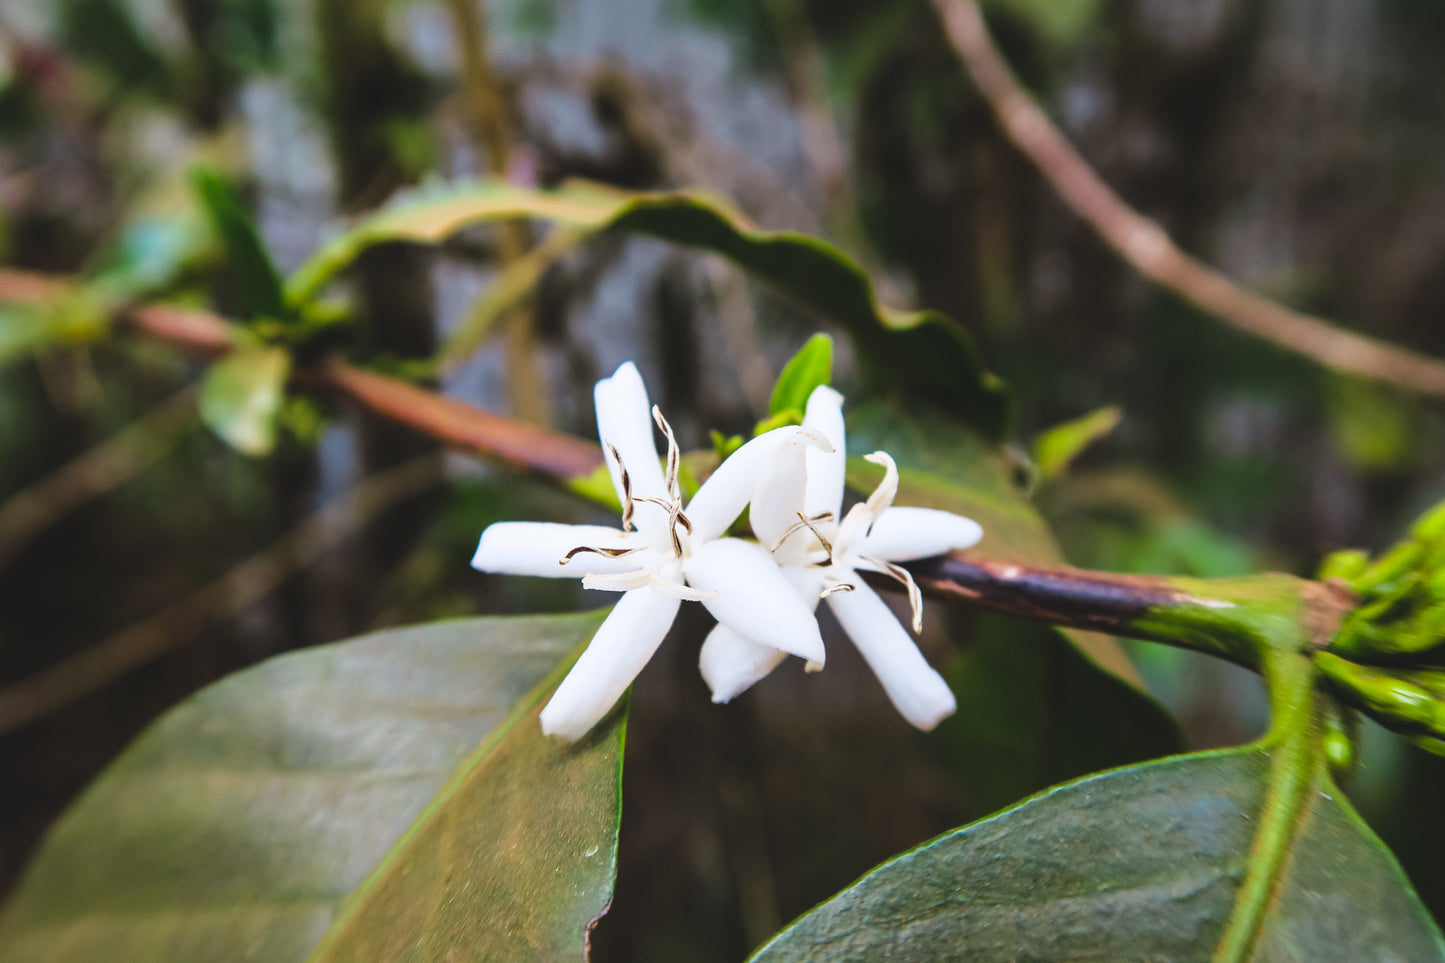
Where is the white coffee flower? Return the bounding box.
[472,362,828,740]
[700,385,983,731]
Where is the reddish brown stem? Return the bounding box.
[0,267,601,477]
[932,0,1445,398]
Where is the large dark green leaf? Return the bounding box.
[286,180,1010,438]
[0,611,623,962]
[751,747,1445,961]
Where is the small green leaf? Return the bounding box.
[0,612,622,962]
[753,408,804,435]
[564,463,624,514]
[769,333,833,417]
[1031,404,1122,482]
[752,747,1445,961]
[88,216,208,302]
[0,307,53,364]
[198,343,292,456]
[710,429,745,461]
[190,166,288,323]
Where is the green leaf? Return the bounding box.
[288,179,1010,438]
[0,612,624,962]
[769,332,833,417]
[752,746,1444,961]
[190,166,288,323]
[198,343,291,456]
[0,307,52,364]
[1031,404,1121,482]
[87,215,208,302]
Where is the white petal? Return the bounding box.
[471,522,647,577]
[749,432,814,551]
[802,385,846,519]
[826,581,957,730]
[539,588,680,740]
[682,537,826,665]
[699,623,788,703]
[858,507,983,561]
[595,363,668,531]
[686,426,826,542]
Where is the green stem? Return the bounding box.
[1212,650,1322,963]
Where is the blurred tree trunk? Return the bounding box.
[315,0,440,621]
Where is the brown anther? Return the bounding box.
[560,545,645,565]
[606,442,636,532]
[868,556,924,633]
[653,405,682,500]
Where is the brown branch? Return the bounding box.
[300,361,602,478]
[932,0,1445,398]
[0,264,1340,693]
[0,385,196,571]
[0,268,602,476]
[0,455,442,735]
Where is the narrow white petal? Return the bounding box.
[539,588,680,740]
[471,522,646,577]
[699,624,788,703]
[749,432,813,551]
[858,508,984,561]
[826,581,957,730]
[802,385,846,519]
[686,426,826,542]
[682,537,826,665]
[595,363,668,530]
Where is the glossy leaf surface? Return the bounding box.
[0,612,622,962]
[752,747,1444,961]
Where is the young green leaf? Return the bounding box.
[1031,404,1122,483]
[189,167,288,324]
[769,333,833,417]
[0,612,623,962]
[198,343,291,456]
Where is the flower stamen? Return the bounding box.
[818,580,855,599]
[606,441,636,532]
[861,555,925,633]
[559,545,646,565]
[652,405,682,501]
[769,511,836,555]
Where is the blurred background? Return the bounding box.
[2,0,1445,958]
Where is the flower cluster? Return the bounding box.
[471,362,982,739]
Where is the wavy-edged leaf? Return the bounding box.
[0,612,623,962]
[288,179,1010,438]
[751,746,1445,961]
